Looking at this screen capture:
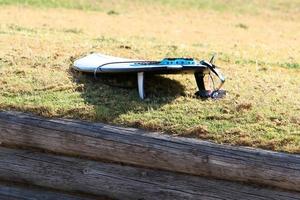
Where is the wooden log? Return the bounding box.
[0,181,102,200]
[0,147,299,200]
[0,111,299,192]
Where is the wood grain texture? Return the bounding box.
[0,111,299,192]
[0,147,299,200]
[0,181,102,200]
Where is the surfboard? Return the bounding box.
[73,53,207,74]
[73,53,225,99]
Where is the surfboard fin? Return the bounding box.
[137,72,145,99]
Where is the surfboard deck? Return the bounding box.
[73,53,207,74]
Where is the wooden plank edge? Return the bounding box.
[0,146,299,200]
[0,111,299,192]
[0,180,108,200]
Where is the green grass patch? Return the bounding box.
[1,0,300,14]
[280,62,300,69]
[0,0,102,10]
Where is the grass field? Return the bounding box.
[0,0,299,153]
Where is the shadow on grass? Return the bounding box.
[70,69,186,122]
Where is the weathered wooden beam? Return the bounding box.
[0,181,102,200]
[0,147,299,200]
[0,111,299,192]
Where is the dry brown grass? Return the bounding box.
[0,2,299,153]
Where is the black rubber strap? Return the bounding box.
[194,72,206,91]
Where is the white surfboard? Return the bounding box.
[73,53,184,73]
[72,53,224,99]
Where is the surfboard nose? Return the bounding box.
[73,54,102,72]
